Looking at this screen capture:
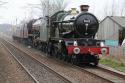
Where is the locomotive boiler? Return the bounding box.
[13,5,109,66]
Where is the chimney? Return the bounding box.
[80,5,89,12]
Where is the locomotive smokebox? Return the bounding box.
[74,5,99,38]
[80,5,89,12]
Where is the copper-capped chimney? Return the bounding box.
[80,5,89,12]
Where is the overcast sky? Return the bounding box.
[0,0,125,24]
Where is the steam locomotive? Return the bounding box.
[13,5,109,66]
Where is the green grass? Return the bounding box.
[100,56,125,73]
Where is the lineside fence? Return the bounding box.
[109,46,125,58]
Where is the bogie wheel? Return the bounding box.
[66,56,71,63]
[55,52,58,58]
[44,44,47,53]
[59,53,63,60]
[60,41,68,61]
[93,56,99,67]
[71,55,78,65]
[61,51,67,61]
[51,47,55,56]
[47,42,52,56]
[93,60,99,67]
[52,46,59,58]
[55,49,59,58]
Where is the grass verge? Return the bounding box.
[100,56,125,73]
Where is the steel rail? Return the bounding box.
[1,42,39,83]
[98,64,125,79]
[1,39,72,83]
[3,38,125,83]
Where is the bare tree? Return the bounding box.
[104,2,108,17]
[103,0,125,17]
[119,0,125,16]
[39,0,68,16]
[110,0,116,16]
[0,1,7,7]
[105,0,117,16]
[103,0,115,18]
[27,0,68,17]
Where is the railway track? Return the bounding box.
[37,51,125,83]
[73,65,125,83]
[44,55,125,83]
[2,38,125,83]
[1,42,38,83]
[1,38,72,83]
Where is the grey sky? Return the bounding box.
[0,0,124,24]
